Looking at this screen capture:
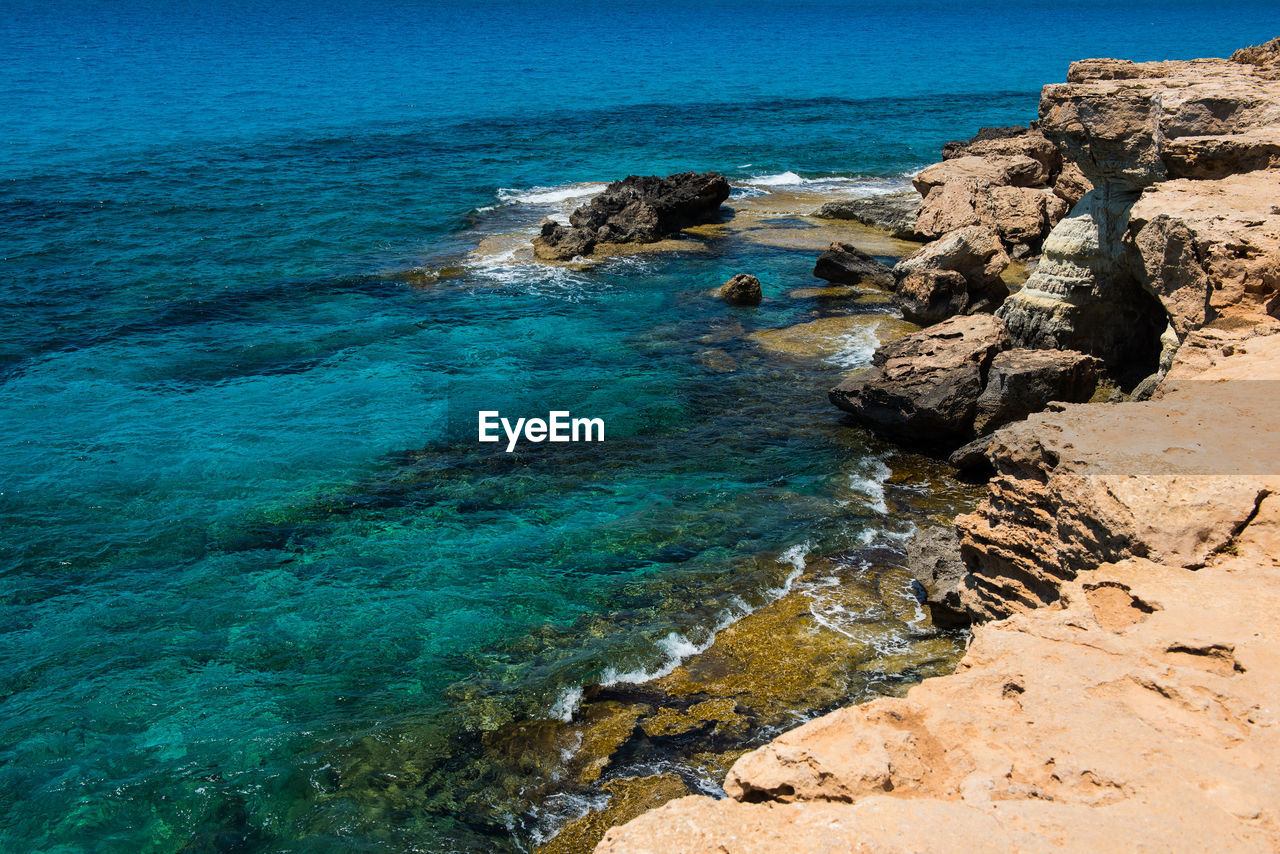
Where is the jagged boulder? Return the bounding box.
[719,274,762,306]
[972,348,1102,434]
[532,171,730,261]
[893,226,1010,321]
[812,242,894,288]
[811,191,921,239]
[829,314,1011,445]
[998,48,1280,371]
[893,269,970,326]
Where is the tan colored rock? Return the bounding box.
[601,551,1280,853]
[1125,171,1280,336]
[999,44,1280,367]
[912,154,1048,195]
[1051,159,1093,207]
[894,225,1011,293]
[957,331,1280,621]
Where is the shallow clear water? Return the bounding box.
[4,1,1280,850]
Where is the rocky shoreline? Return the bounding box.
[593,40,1280,852]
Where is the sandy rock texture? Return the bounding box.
[598,553,1280,853]
[999,47,1280,371]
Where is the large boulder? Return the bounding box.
[892,226,1011,322]
[829,314,1011,445]
[972,348,1102,434]
[811,191,922,239]
[912,155,1048,195]
[532,171,730,260]
[719,273,762,306]
[893,269,969,326]
[812,242,894,288]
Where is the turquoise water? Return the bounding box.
[4,1,1280,850]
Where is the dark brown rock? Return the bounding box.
[720,274,762,306]
[532,171,730,260]
[532,218,597,261]
[893,269,970,326]
[812,242,894,288]
[972,349,1102,434]
[829,314,1011,446]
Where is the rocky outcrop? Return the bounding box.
[600,44,1280,854]
[914,127,1076,253]
[811,191,921,239]
[718,274,762,305]
[971,348,1101,434]
[956,330,1280,621]
[811,242,894,288]
[533,172,730,260]
[829,314,1010,445]
[997,50,1280,374]
[892,225,1011,322]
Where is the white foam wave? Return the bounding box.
[847,458,892,515]
[496,183,605,206]
[548,686,583,722]
[825,321,882,370]
[597,541,812,687]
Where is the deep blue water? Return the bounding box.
[3,1,1279,851]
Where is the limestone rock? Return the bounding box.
[811,191,921,239]
[533,172,729,260]
[718,273,762,306]
[811,242,894,288]
[904,526,969,627]
[912,154,1048,195]
[956,331,1280,621]
[828,314,1010,445]
[1125,171,1280,336]
[972,348,1102,434]
[996,187,1167,373]
[998,44,1280,369]
[601,554,1280,853]
[1052,159,1093,207]
[894,225,1010,305]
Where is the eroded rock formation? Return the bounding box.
[600,43,1280,854]
[998,49,1280,375]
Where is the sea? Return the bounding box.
[3,1,1278,851]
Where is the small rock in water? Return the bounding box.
[719,273,762,306]
[812,242,894,288]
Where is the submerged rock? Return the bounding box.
[812,242,894,288]
[828,314,1011,446]
[719,273,762,305]
[533,171,730,261]
[811,191,922,239]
